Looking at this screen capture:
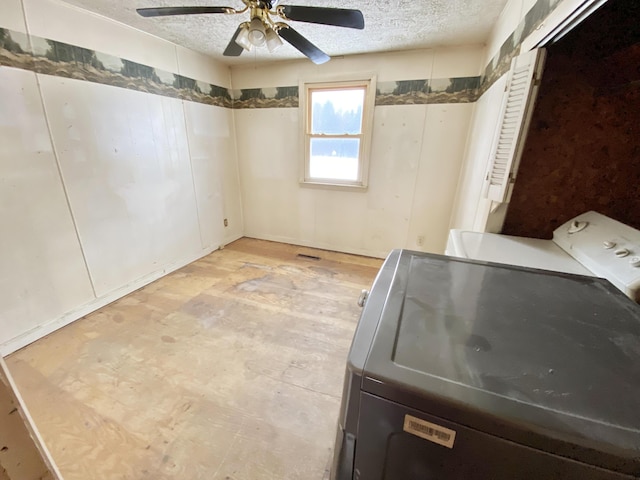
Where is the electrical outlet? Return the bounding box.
[417,235,425,246]
[224,218,228,227]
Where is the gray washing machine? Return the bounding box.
[331,250,640,479]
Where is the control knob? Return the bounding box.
[615,248,630,258]
[568,220,588,234]
[603,241,616,249]
[630,257,640,268]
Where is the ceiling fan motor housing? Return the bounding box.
[261,0,280,9]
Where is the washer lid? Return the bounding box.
[362,251,640,475]
[447,230,593,276]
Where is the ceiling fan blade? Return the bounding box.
[278,26,330,64]
[136,6,232,17]
[223,26,244,57]
[279,6,364,29]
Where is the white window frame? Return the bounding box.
[299,76,376,188]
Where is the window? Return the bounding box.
[301,78,376,188]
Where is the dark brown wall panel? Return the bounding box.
[502,1,640,238]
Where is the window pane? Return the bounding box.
[309,138,360,181]
[311,88,364,135]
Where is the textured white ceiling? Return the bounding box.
[60,0,509,65]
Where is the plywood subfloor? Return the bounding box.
[6,238,382,480]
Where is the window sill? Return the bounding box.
[299,180,368,192]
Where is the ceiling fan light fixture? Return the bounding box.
[248,17,267,46]
[235,23,252,51]
[265,27,283,52]
[137,4,365,63]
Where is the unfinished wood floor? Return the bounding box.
[7,238,382,480]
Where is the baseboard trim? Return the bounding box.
[1,245,222,356]
[243,233,388,259]
[222,232,244,247]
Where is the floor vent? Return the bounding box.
[297,254,321,260]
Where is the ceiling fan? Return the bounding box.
[136,1,365,64]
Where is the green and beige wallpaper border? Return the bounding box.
[376,77,480,105]
[0,27,480,108]
[480,0,563,94]
[0,28,234,107]
[0,0,563,109]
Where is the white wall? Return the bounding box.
[231,47,482,258]
[0,0,242,353]
[449,75,507,231]
[450,0,537,233]
[485,0,539,67]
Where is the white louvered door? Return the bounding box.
[483,48,547,202]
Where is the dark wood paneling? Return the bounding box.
[502,0,640,238]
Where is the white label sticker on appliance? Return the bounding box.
[403,414,456,449]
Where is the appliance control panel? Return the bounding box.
[553,211,640,301]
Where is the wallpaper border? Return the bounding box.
[1,0,563,109]
[1,28,480,108]
[0,28,233,107]
[479,0,563,94]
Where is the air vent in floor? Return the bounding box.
[297,254,321,261]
